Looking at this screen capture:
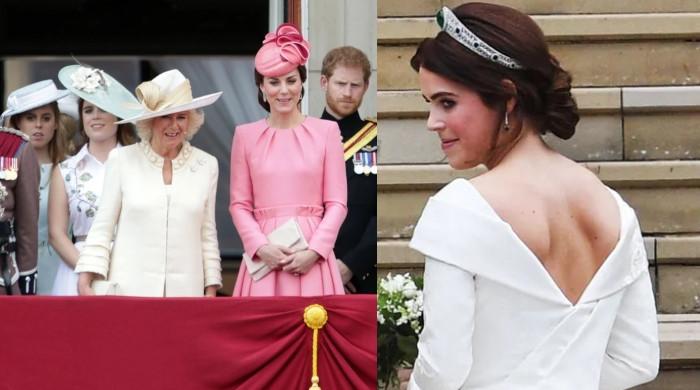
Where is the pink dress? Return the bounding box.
[230,117,347,296]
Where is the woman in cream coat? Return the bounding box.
[76,69,223,297]
[403,4,659,389]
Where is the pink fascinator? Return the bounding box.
[254,23,310,77]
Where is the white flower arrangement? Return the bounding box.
[378,273,424,334]
[377,272,424,389]
[70,66,111,93]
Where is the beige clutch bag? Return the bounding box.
[243,218,309,281]
[92,280,119,295]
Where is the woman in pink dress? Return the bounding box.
[230,23,347,296]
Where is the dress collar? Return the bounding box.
[139,140,193,170]
[72,144,91,163]
[63,143,121,168]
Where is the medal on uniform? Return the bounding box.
[362,152,371,176]
[8,158,18,180]
[4,158,11,180]
[5,157,12,180]
[0,157,6,180]
[353,153,363,175]
[370,151,377,175]
[1,157,10,180]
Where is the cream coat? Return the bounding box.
[408,179,659,390]
[76,141,222,297]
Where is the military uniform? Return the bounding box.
[321,109,376,293]
[0,127,39,295]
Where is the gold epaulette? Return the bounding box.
[343,121,377,161]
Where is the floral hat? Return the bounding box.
[58,65,144,120]
[254,23,310,77]
[1,80,71,123]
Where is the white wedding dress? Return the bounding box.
[408,179,659,390]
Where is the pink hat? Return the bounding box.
[254,23,310,77]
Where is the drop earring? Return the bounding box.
[503,111,510,131]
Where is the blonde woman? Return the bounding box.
[75,69,223,297]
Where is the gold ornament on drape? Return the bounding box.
[304,304,329,390]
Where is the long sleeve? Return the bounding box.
[229,128,268,258]
[75,148,122,278]
[409,256,475,390]
[15,144,39,278]
[201,159,222,288]
[599,267,659,389]
[308,124,347,260]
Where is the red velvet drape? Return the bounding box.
[0,295,376,390]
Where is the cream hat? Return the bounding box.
[115,69,222,124]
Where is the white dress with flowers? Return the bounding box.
[51,145,110,296]
[407,179,659,390]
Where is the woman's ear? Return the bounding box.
[500,79,517,114]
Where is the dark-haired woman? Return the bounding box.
[230,23,347,296]
[405,3,659,389]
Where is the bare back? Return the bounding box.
[472,154,620,304]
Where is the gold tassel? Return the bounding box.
[304,304,328,390]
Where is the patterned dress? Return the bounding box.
[51,145,109,295]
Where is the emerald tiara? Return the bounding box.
[436,6,524,70]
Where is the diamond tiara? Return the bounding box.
[436,6,524,70]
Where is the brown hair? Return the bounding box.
[10,102,69,166]
[77,99,138,146]
[321,46,371,84]
[254,65,307,112]
[59,113,81,155]
[410,3,579,139]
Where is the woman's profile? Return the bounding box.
[405,3,659,389]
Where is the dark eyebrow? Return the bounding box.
[428,91,458,100]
